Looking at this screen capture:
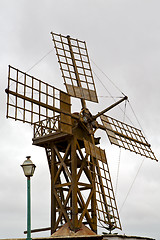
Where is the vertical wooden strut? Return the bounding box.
[67,35,86,109]
[90,154,97,233]
[50,145,56,234]
[71,136,78,231]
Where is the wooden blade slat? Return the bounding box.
[84,139,122,231]
[6,65,72,135]
[101,115,158,161]
[51,32,98,103]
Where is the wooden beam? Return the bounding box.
[5,88,79,120]
[54,143,71,183]
[71,136,78,231]
[24,227,51,234]
[78,189,93,226]
[51,146,56,234]
[53,187,72,231]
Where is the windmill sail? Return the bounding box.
[84,139,122,230]
[6,65,72,134]
[101,115,157,161]
[51,32,98,103]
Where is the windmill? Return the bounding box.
[5,32,157,236]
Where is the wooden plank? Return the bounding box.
[32,131,70,147]
[60,92,72,134]
[84,139,107,164]
[66,84,97,102]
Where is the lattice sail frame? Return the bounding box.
[51,32,98,103]
[101,115,157,161]
[6,65,72,134]
[84,140,122,230]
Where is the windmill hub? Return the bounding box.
[80,108,98,133]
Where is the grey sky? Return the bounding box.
[0,1,160,239]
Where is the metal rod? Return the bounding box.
[93,96,128,120]
[27,177,31,240]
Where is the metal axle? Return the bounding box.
[93,96,128,120]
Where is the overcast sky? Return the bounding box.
[0,1,160,239]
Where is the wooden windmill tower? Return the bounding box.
[5,32,157,235]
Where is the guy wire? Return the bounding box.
[92,60,147,135]
[115,100,127,196]
[92,63,134,126]
[91,59,126,96]
[7,49,54,130]
[25,49,54,73]
[119,157,145,213]
[92,60,147,214]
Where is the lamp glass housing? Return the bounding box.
[21,156,36,177]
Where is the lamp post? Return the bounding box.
[21,156,36,240]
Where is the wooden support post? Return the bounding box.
[91,155,97,233]
[51,145,56,234]
[71,137,78,231]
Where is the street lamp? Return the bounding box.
[21,156,36,240]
